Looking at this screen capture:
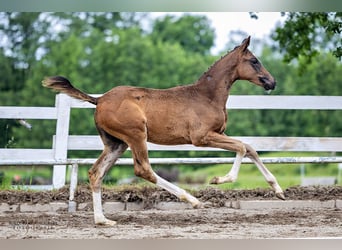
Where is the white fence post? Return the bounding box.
[68,163,79,212]
[338,163,342,185]
[52,94,71,189]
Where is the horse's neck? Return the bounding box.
[194,54,237,106]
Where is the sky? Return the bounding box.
[149,12,286,54]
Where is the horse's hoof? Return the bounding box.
[193,201,213,209]
[192,201,203,209]
[95,218,117,226]
[209,176,220,184]
[202,202,214,208]
[276,192,286,200]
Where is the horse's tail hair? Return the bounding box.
[42,76,97,105]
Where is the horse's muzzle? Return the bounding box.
[259,77,276,90]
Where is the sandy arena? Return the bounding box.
[0,185,341,239]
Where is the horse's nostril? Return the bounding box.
[258,76,268,85]
[268,83,276,90]
[259,77,276,90]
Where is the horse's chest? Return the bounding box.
[215,110,228,133]
[193,106,227,134]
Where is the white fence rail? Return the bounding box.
[1,95,342,192]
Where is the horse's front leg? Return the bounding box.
[209,151,244,185]
[196,132,285,200]
[204,133,246,185]
[244,143,285,200]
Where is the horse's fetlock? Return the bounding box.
[267,180,276,186]
[230,176,238,183]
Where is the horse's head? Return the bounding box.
[234,36,276,90]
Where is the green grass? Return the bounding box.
[180,151,340,190]
[183,163,301,190]
[100,151,340,190]
[0,165,53,189]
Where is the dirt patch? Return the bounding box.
[0,185,341,206]
[0,185,341,239]
[0,207,341,239]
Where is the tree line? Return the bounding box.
[0,12,341,155]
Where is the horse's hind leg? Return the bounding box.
[89,133,128,226]
[244,143,285,200]
[128,138,202,208]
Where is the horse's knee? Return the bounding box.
[238,144,247,156]
[244,143,258,158]
[231,143,247,157]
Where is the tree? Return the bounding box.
[53,12,147,38]
[0,13,46,147]
[151,14,215,55]
[272,12,341,71]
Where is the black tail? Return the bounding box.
[42,76,97,105]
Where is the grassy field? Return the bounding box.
[0,152,340,190]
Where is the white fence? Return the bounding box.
[1,94,342,201]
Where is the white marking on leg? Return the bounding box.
[224,152,243,182]
[93,191,107,223]
[211,153,243,184]
[92,191,117,226]
[252,158,284,195]
[91,144,128,226]
[154,173,201,207]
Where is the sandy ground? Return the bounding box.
[0,185,341,239]
[0,206,341,239]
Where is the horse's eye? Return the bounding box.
[249,58,261,72]
[250,58,259,65]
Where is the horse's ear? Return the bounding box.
[240,36,251,52]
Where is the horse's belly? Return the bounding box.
[146,123,191,145]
